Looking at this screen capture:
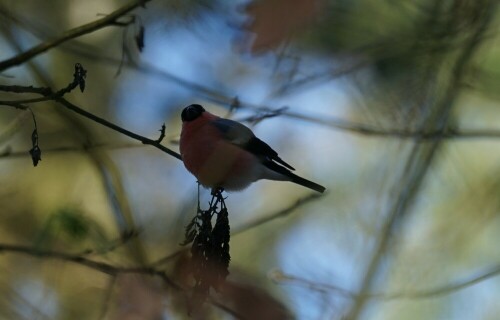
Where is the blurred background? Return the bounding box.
[1,0,500,319]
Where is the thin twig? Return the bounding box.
[0,63,85,104]
[0,0,151,72]
[0,143,146,159]
[150,192,324,268]
[55,97,181,160]
[232,192,324,234]
[274,265,500,300]
[5,14,500,142]
[0,243,118,275]
[0,82,182,160]
[0,84,51,95]
[344,2,497,319]
[3,5,500,143]
[5,82,500,141]
[0,242,244,318]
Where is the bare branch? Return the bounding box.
[54,97,182,160]
[273,265,500,300]
[0,143,147,159]
[0,0,151,72]
[3,4,500,144]
[344,2,498,319]
[150,192,325,268]
[0,84,51,95]
[232,192,324,234]
[0,72,182,160]
[0,63,85,107]
[261,111,500,140]
[0,242,243,318]
[0,243,119,275]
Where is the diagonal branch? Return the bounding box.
[150,192,324,268]
[0,0,150,72]
[232,192,324,234]
[55,97,182,160]
[0,243,121,275]
[274,263,500,300]
[0,79,182,160]
[5,13,500,142]
[344,2,498,319]
[0,242,243,318]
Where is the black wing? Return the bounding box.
[244,136,295,170]
[211,118,295,171]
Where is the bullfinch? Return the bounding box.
[179,104,326,193]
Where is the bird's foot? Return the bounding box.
[210,187,224,196]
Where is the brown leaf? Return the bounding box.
[245,0,322,53]
[110,275,165,320]
[219,279,293,320]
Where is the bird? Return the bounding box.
[179,104,325,193]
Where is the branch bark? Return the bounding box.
[0,0,150,72]
[344,2,498,319]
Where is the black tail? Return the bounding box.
[289,172,326,193]
[264,161,326,193]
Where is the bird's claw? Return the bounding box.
[211,187,224,196]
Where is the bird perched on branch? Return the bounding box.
[179,104,325,193]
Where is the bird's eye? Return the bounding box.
[181,104,205,122]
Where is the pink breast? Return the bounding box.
[180,120,259,189]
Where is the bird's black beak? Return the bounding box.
[181,104,205,122]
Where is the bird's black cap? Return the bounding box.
[181,104,205,122]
